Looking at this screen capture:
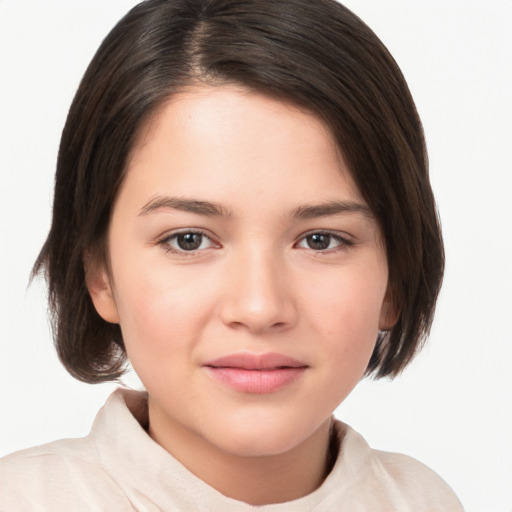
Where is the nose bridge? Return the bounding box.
[220,240,296,332]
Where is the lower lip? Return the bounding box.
[204,367,307,393]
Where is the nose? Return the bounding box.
[219,246,298,334]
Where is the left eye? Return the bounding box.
[296,233,347,251]
[163,231,216,252]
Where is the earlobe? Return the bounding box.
[84,256,120,324]
[378,290,399,331]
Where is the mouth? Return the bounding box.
[202,352,308,394]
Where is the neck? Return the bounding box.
[148,408,335,505]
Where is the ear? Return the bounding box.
[84,254,120,324]
[378,288,399,331]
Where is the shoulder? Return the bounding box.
[331,421,464,511]
[0,394,136,512]
[0,438,128,512]
[0,435,99,482]
[372,449,464,511]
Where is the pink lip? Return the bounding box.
[203,353,308,394]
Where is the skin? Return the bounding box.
[87,85,396,505]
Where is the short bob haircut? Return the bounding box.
[34,0,444,383]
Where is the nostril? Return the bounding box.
[226,319,290,333]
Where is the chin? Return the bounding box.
[216,432,300,458]
[207,413,321,459]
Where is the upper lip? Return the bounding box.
[203,352,308,370]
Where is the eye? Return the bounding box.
[296,232,352,252]
[159,230,218,253]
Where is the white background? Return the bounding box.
[0,1,511,511]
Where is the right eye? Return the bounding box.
[159,230,218,254]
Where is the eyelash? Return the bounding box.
[295,230,355,253]
[158,229,218,256]
[157,229,354,256]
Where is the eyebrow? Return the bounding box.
[138,196,372,220]
[138,196,232,218]
[291,200,372,219]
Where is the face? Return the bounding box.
[89,85,395,460]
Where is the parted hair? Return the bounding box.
[34,0,444,383]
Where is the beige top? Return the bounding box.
[0,388,463,511]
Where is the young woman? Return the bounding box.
[0,0,463,509]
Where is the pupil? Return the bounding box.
[177,233,202,250]
[308,234,330,250]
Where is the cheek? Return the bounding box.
[301,264,387,376]
[110,255,218,365]
[305,266,387,336]
[113,283,194,390]
[308,284,384,411]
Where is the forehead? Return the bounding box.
[123,85,363,208]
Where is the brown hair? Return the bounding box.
[34,0,444,383]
